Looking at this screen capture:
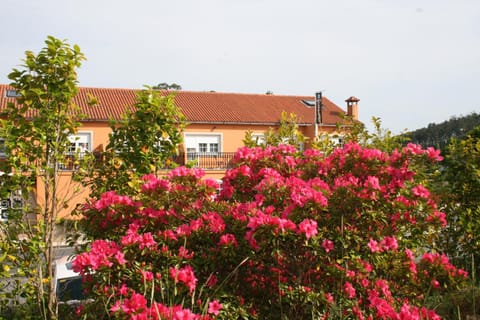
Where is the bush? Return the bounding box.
[73,143,468,319]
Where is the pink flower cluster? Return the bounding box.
[92,191,136,211]
[75,142,468,319]
[169,265,198,293]
[421,252,469,279]
[121,223,158,250]
[72,240,126,273]
[168,166,205,179]
[298,219,318,239]
[368,236,399,253]
[110,291,221,320]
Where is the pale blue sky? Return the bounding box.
[1,0,479,133]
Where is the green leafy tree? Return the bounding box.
[152,82,182,90]
[439,126,480,278]
[76,87,186,201]
[243,111,306,149]
[0,36,85,319]
[339,116,409,152]
[407,112,480,151]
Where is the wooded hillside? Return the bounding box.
[406,112,480,150]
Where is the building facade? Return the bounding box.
[0,85,360,220]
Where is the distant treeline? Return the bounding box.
[405,112,480,150]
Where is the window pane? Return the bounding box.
[1,199,9,220]
[209,143,219,153]
[199,143,207,153]
[68,142,76,153]
[187,148,196,161]
[0,138,5,156]
[77,143,88,152]
[68,133,91,152]
[252,134,265,145]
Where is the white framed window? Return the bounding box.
[199,143,208,153]
[58,132,92,170]
[251,133,266,146]
[184,134,222,154]
[209,143,219,153]
[0,189,23,221]
[329,134,344,148]
[0,199,9,221]
[67,132,92,155]
[110,131,129,154]
[187,147,197,161]
[155,137,172,153]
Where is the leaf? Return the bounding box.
[86,92,98,106]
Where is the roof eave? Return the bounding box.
[78,119,344,127]
[187,120,314,126]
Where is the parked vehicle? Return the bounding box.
[53,255,83,303]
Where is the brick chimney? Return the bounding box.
[345,96,360,120]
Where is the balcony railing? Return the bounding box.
[57,152,236,171]
[170,152,235,170]
[57,153,89,171]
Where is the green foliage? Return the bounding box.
[311,131,344,154]
[242,131,257,147]
[1,37,85,174]
[342,116,409,152]
[152,82,182,90]
[311,116,409,157]
[73,143,468,319]
[0,36,85,319]
[243,112,306,149]
[322,117,480,318]
[407,112,480,151]
[438,125,480,278]
[76,87,186,200]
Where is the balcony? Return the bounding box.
[57,152,236,171]
[57,153,89,171]
[170,152,235,170]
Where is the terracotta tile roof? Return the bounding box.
[0,84,350,126]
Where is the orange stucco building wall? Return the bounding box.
[35,121,342,219]
[35,172,90,219]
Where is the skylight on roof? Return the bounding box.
[5,90,21,98]
[301,99,315,107]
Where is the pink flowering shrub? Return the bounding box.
[74,143,467,319]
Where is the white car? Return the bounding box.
[53,255,84,303]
